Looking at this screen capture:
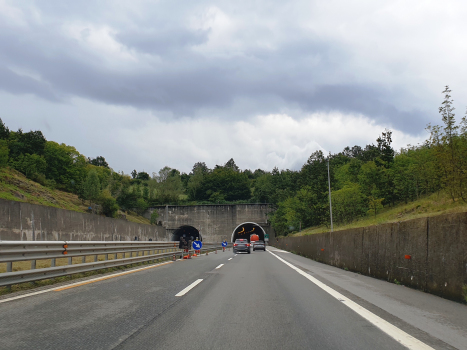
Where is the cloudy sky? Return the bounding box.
[1,0,466,174]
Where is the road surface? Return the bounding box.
[0,247,466,350]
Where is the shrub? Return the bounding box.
[150,210,159,225]
[99,190,119,217]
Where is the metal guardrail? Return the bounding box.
[0,241,223,288]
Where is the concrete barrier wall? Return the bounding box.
[273,213,467,302]
[0,199,168,241]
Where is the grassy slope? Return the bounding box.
[0,167,150,225]
[290,190,467,237]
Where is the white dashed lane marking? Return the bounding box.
[215,264,224,269]
[175,279,203,297]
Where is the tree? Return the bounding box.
[135,198,148,215]
[331,184,367,224]
[84,170,101,204]
[368,196,384,217]
[150,210,159,225]
[99,189,119,217]
[376,129,394,168]
[155,166,172,183]
[9,130,47,159]
[0,118,10,140]
[150,166,184,204]
[427,86,466,201]
[191,162,210,175]
[197,167,251,201]
[0,140,8,167]
[136,171,150,180]
[224,158,239,172]
[187,167,205,200]
[131,169,137,179]
[299,150,329,200]
[88,156,109,168]
[10,153,46,179]
[439,86,457,145]
[44,142,87,192]
[392,151,417,203]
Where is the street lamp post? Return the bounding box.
[327,157,333,232]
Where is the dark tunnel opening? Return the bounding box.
[231,222,265,242]
[171,225,202,242]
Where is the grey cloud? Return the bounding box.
[116,28,209,55]
[0,1,437,136]
[0,66,61,102]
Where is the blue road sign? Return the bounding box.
[192,241,202,250]
[221,241,228,247]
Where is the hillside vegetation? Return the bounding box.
[1,86,467,235]
[289,190,467,236]
[0,167,150,225]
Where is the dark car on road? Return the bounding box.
[233,239,251,254]
[253,240,266,251]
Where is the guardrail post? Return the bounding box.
[68,257,72,265]
[31,260,36,270]
[51,258,56,267]
[82,256,86,263]
[105,254,108,261]
[94,255,98,262]
[6,262,12,291]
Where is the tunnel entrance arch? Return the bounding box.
[231,222,266,242]
[171,225,202,242]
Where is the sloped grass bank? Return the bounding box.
[291,191,467,237]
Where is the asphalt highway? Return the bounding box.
[0,247,466,350]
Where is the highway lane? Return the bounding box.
[0,247,466,349]
[0,251,230,350]
[117,249,410,350]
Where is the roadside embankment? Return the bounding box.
[273,212,467,302]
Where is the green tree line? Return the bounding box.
[1,86,466,232]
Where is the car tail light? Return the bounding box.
[246,244,250,247]
[234,244,237,247]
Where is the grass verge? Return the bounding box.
[289,191,467,236]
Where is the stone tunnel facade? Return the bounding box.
[146,204,275,243]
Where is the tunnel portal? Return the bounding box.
[231,222,265,242]
[171,225,202,242]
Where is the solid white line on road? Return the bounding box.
[175,279,203,297]
[268,248,289,253]
[228,258,232,261]
[215,264,224,269]
[268,251,434,350]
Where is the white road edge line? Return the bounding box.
[228,258,232,261]
[215,264,224,269]
[268,251,434,350]
[0,261,174,304]
[175,279,203,297]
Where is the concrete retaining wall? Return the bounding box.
[0,199,168,241]
[273,213,467,302]
[0,199,276,244]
